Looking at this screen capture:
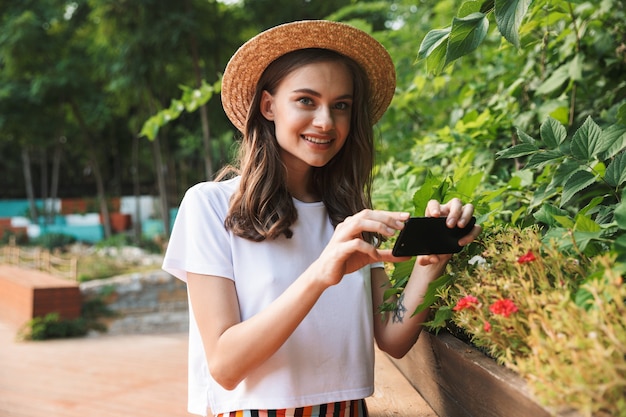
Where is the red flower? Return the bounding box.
[483,321,492,332]
[453,295,479,311]
[489,299,519,318]
[517,251,536,264]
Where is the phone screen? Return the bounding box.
[391,216,476,256]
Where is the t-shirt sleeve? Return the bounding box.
[162,182,234,282]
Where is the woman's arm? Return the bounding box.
[187,268,327,390]
[371,199,481,358]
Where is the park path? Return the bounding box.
[0,320,436,417]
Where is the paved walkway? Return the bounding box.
[0,320,436,417]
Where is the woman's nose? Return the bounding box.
[312,106,334,131]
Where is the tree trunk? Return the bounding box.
[132,134,142,245]
[21,147,38,222]
[49,138,63,219]
[189,28,213,180]
[152,134,170,238]
[39,148,48,217]
[69,100,112,239]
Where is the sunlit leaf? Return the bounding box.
[540,116,567,147]
[458,1,483,17]
[418,28,450,60]
[444,12,489,67]
[535,65,569,95]
[494,0,531,48]
[574,214,601,232]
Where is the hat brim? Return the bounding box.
[221,20,396,133]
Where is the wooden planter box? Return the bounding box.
[389,330,577,417]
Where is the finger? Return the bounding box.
[425,200,442,218]
[377,249,411,264]
[458,224,482,246]
[339,210,410,238]
[442,198,464,226]
[416,253,452,266]
[458,203,475,228]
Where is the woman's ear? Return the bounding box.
[260,90,275,121]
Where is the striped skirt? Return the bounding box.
[214,399,368,417]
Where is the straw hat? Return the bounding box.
[221,20,396,133]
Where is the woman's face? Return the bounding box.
[260,60,353,173]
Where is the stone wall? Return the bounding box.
[80,270,189,335]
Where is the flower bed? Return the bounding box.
[418,227,625,417]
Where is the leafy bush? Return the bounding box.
[33,233,77,251]
[20,313,89,341]
[19,295,115,341]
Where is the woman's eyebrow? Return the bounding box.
[292,88,353,100]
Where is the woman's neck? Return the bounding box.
[285,168,320,203]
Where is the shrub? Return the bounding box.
[34,233,76,251]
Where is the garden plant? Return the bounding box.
[376,0,626,416]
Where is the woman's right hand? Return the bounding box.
[313,209,411,288]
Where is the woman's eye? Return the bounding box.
[298,97,313,105]
[334,102,350,110]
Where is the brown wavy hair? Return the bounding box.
[219,48,377,243]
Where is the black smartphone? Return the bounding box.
[392,216,476,256]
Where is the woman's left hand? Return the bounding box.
[416,198,482,266]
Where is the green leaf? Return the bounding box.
[571,116,603,161]
[552,214,575,229]
[574,214,601,233]
[551,161,583,187]
[568,54,583,81]
[496,143,539,159]
[444,13,490,68]
[540,117,567,147]
[605,152,626,188]
[390,259,414,284]
[525,149,564,169]
[560,170,597,207]
[412,173,450,216]
[413,274,454,315]
[578,196,605,217]
[494,0,531,48]
[425,306,453,331]
[599,124,626,160]
[517,128,537,144]
[534,204,569,226]
[614,201,626,229]
[455,171,483,198]
[458,1,483,17]
[618,103,626,125]
[418,28,451,60]
[535,65,569,95]
[614,234,626,258]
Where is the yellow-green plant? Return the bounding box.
[441,226,626,416]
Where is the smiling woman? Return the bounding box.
[162,20,480,417]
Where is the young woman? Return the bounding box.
[163,20,480,417]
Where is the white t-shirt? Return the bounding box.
[162,178,378,416]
